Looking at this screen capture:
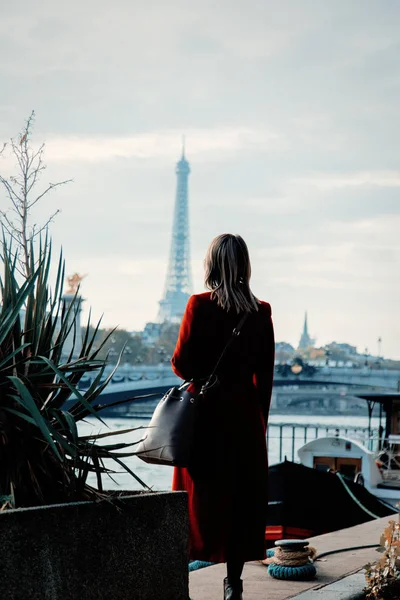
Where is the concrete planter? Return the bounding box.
[0,491,188,600]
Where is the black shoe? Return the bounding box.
[223,577,243,600]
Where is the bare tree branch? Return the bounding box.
[29,180,72,209]
[27,143,45,171]
[0,212,22,236]
[0,111,71,277]
[0,186,25,228]
[0,218,21,243]
[32,210,61,236]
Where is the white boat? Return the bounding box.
[297,392,400,509]
[298,434,400,508]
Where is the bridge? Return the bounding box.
[77,364,400,417]
[91,364,400,391]
[273,366,400,390]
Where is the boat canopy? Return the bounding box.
[355,392,400,439]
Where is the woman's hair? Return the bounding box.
[204,234,259,313]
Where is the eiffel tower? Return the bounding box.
[158,146,193,322]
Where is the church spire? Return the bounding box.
[298,310,313,350]
[303,311,308,335]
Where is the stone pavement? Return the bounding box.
[189,514,397,600]
[292,571,366,599]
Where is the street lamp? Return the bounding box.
[109,347,118,359]
[377,337,382,359]
[123,345,133,364]
[158,346,167,364]
[364,347,369,367]
[325,349,331,367]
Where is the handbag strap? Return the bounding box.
[202,312,249,389]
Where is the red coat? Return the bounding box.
[171,292,275,563]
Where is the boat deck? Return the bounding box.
[189,515,396,599]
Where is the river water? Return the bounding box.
[79,414,381,492]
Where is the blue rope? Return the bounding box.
[189,560,214,572]
[266,544,317,580]
[268,563,317,580]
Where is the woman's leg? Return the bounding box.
[226,554,244,582]
[224,546,244,599]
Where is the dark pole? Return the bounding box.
[385,399,392,439]
[378,401,384,450]
[367,400,374,449]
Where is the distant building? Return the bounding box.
[275,341,295,363]
[276,342,295,354]
[332,342,358,356]
[324,341,358,361]
[298,311,315,350]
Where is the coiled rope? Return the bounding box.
[265,546,317,566]
[263,541,317,580]
[263,539,384,581]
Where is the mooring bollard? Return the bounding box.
[264,539,317,580]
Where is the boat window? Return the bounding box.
[313,456,335,471]
[339,464,357,478]
[315,464,331,472]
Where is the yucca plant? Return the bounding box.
[0,234,150,509]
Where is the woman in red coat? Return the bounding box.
[171,234,275,600]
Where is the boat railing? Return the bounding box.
[268,425,400,479]
[267,422,379,464]
[373,437,400,485]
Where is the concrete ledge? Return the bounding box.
[0,491,189,600]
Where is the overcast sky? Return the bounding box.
[1,0,399,358]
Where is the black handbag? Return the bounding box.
[136,312,248,467]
